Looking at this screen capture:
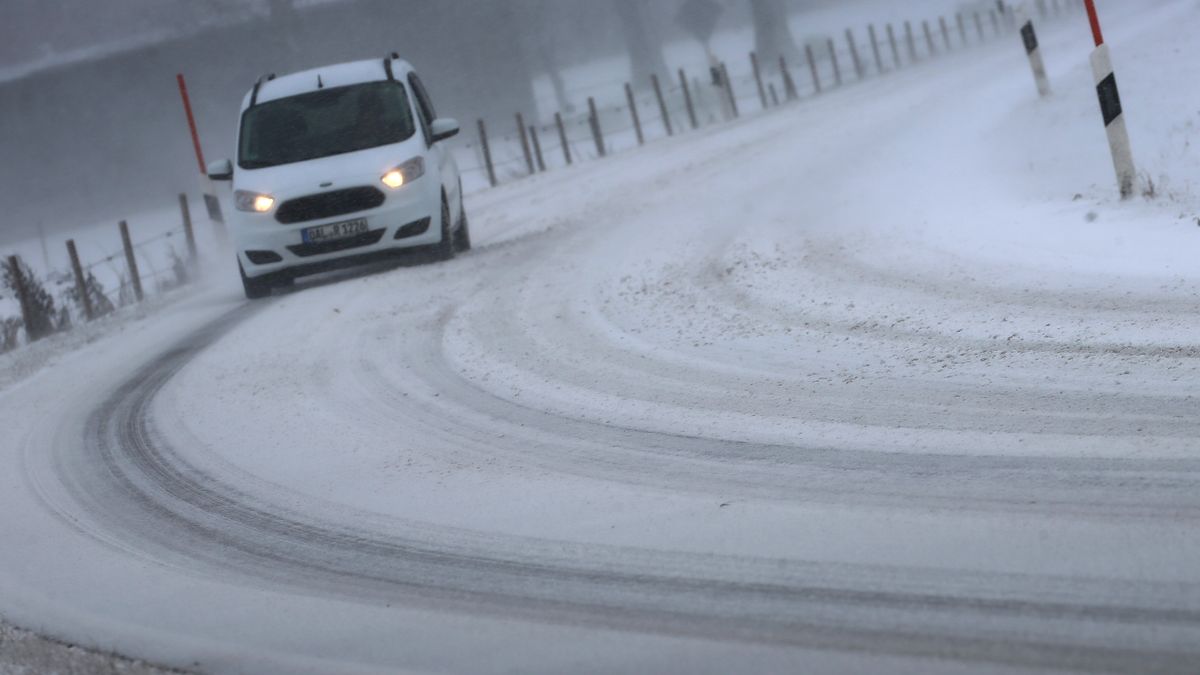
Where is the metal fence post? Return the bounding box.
[779,56,798,100]
[178,193,197,263]
[528,125,546,172]
[720,62,739,119]
[750,52,768,109]
[624,83,645,145]
[554,112,572,165]
[679,68,699,129]
[827,38,842,86]
[477,120,497,188]
[806,44,822,94]
[119,220,143,303]
[846,29,865,80]
[887,23,902,68]
[516,112,534,175]
[66,240,93,321]
[869,24,885,74]
[651,74,673,136]
[588,97,606,158]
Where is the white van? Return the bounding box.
[208,55,469,299]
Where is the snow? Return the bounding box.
[2,1,1200,673]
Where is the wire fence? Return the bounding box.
[1,0,1083,353]
[452,0,1082,191]
[1,196,209,352]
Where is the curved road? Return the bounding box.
[4,5,1200,673]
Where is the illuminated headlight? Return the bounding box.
[381,157,425,189]
[235,190,275,213]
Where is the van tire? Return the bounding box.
[434,196,456,262]
[454,203,472,253]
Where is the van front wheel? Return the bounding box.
[434,196,456,262]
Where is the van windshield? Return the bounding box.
[238,81,416,169]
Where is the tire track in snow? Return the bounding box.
[56,305,1200,674]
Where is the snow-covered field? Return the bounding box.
[2,0,1199,672]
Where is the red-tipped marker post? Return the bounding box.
[1084,0,1136,198]
[177,73,226,227]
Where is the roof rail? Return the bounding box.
[383,53,399,81]
[249,72,276,107]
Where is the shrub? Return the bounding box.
[2,256,59,342]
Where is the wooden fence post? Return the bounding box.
[923,20,938,57]
[66,240,93,321]
[588,97,606,158]
[178,193,197,263]
[554,112,572,166]
[516,113,534,175]
[528,125,546,172]
[119,220,143,302]
[827,38,842,86]
[768,84,779,106]
[957,13,968,46]
[720,62,739,119]
[806,44,822,94]
[869,24,885,73]
[905,21,918,62]
[679,69,699,129]
[477,120,497,188]
[846,29,865,80]
[990,9,1001,36]
[975,12,986,42]
[940,16,952,51]
[779,56,798,100]
[750,52,768,109]
[624,83,645,145]
[651,74,673,136]
[887,23,902,67]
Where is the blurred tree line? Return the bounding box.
[0,0,813,240]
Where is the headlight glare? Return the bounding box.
[235,190,275,213]
[381,157,425,190]
[382,170,405,189]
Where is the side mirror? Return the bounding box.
[430,118,460,143]
[207,159,233,181]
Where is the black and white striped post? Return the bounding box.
[1018,10,1051,97]
[1085,0,1136,198]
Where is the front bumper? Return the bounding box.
[233,190,440,279]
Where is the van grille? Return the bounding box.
[275,187,386,225]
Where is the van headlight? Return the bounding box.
[235,190,275,213]
[381,157,425,189]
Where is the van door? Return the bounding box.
[408,72,460,224]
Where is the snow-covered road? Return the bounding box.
[2,2,1199,672]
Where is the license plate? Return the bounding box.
[302,218,369,244]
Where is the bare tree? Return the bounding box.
[749,0,800,70]
[266,0,299,60]
[613,0,669,88]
